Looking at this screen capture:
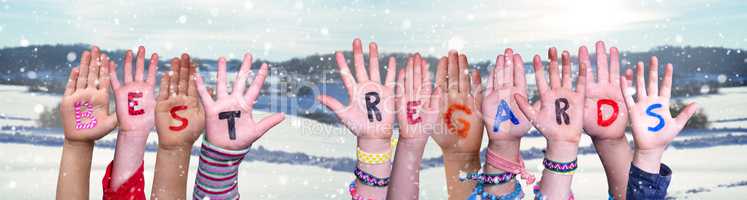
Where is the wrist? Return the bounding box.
[633,148,665,173]
[357,137,391,153]
[485,140,521,173]
[63,139,95,153]
[591,134,628,144]
[545,141,579,162]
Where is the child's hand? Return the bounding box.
[395,54,441,139]
[431,51,484,154]
[483,49,531,142]
[111,46,158,134]
[195,53,285,150]
[621,56,698,172]
[60,46,118,142]
[582,42,629,140]
[155,54,205,149]
[317,39,397,142]
[515,48,586,160]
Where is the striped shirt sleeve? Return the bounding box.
[192,139,250,200]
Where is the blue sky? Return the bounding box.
[0,0,745,61]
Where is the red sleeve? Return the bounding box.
[102,160,146,200]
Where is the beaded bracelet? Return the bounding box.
[542,158,577,175]
[356,138,398,165]
[354,168,390,187]
[348,181,374,200]
[467,180,523,200]
[460,172,516,185]
[533,183,575,200]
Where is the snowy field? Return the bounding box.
[0,84,746,199]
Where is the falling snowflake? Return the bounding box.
[66,52,77,62]
[177,15,187,24]
[19,37,29,47]
[34,104,44,114]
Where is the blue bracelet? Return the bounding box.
[353,167,390,187]
[467,180,523,200]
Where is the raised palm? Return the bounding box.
[431,51,484,153]
[60,46,117,141]
[621,57,697,152]
[155,54,205,149]
[318,39,397,139]
[482,49,531,141]
[515,48,585,143]
[395,54,441,139]
[582,42,629,140]
[111,46,158,134]
[195,53,285,150]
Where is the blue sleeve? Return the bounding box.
[626,163,672,200]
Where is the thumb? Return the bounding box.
[255,113,285,135]
[514,94,537,123]
[102,115,118,133]
[674,102,698,131]
[317,95,346,115]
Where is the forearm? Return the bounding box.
[56,139,95,199]
[592,136,633,199]
[539,141,578,199]
[111,130,150,190]
[387,137,428,200]
[442,152,481,200]
[356,138,392,200]
[151,144,193,199]
[483,140,521,195]
[193,139,248,199]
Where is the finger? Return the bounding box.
[352,39,369,82]
[561,50,572,88]
[580,48,591,94]
[109,61,121,90]
[317,95,346,114]
[216,57,228,98]
[384,57,397,89]
[244,63,269,103]
[674,103,698,130]
[134,46,146,82]
[596,41,609,83]
[504,49,515,88]
[256,113,286,135]
[123,50,133,83]
[194,74,214,105]
[620,76,635,109]
[487,55,498,92]
[86,50,101,89]
[413,54,423,95]
[635,61,647,101]
[170,58,180,95]
[335,51,357,97]
[232,53,252,95]
[178,54,189,95]
[447,51,459,93]
[188,64,198,97]
[660,63,673,98]
[435,57,447,93]
[610,47,621,85]
[533,55,549,95]
[64,68,80,96]
[76,50,91,89]
[147,53,159,86]
[459,54,470,93]
[396,68,406,104]
[647,56,659,97]
[157,74,170,101]
[368,42,381,83]
[579,46,592,94]
[470,70,483,105]
[513,54,527,91]
[98,56,111,91]
[514,94,537,122]
[548,48,561,89]
[625,68,634,89]
[495,55,506,88]
[421,60,433,102]
[405,56,414,98]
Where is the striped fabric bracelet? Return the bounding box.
[192,139,250,200]
[542,158,578,175]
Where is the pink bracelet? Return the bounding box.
[486,148,536,184]
[348,181,374,200]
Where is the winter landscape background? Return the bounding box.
[1,0,747,199]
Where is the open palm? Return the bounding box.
[582,42,629,140]
[482,49,531,141]
[155,54,205,148]
[110,46,158,134]
[395,54,441,139]
[60,46,117,142]
[195,53,285,150]
[317,39,397,139]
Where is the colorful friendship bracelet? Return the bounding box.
[486,148,536,184]
[542,158,578,175]
[353,167,390,187]
[348,181,374,200]
[467,180,524,200]
[355,138,398,165]
[460,172,516,185]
